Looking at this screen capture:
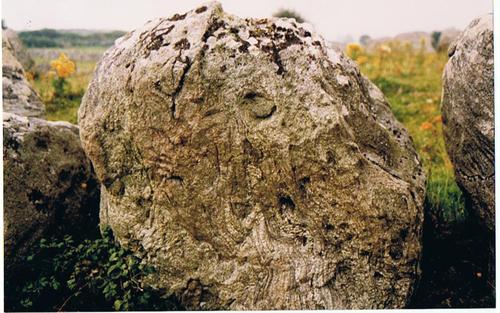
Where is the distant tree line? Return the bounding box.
[18,29,127,48]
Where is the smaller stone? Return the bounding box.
[442,14,494,232]
[2,31,45,118]
[3,113,100,277]
[2,28,35,70]
[441,13,494,287]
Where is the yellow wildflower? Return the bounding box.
[50,53,76,78]
[346,43,363,60]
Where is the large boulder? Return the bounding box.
[79,2,425,309]
[3,113,100,276]
[441,14,494,233]
[3,33,45,118]
[3,28,35,70]
[441,14,494,286]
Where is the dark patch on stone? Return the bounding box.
[174,38,191,50]
[243,138,263,162]
[360,250,370,257]
[58,169,71,182]
[400,227,409,240]
[326,150,337,165]
[232,201,252,219]
[300,235,308,246]
[254,105,276,119]
[204,108,220,117]
[261,43,286,76]
[243,91,259,101]
[195,6,207,14]
[273,32,284,40]
[389,241,404,260]
[339,222,349,229]
[28,189,48,212]
[322,218,335,231]
[298,176,310,193]
[299,28,311,37]
[374,271,384,279]
[168,13,187,21]
[202,19,225,42]
[335,261,351,276]
[144,25,175,55]
[154,80,162,91]
[278,194,296,213]
[283,31,302,46]
[238,41,250,53]
[4,134,20,150]
[34,133,49,149]
[168,175,184,183]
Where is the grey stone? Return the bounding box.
[79,2,425,309]
[3,31,45,118]
[3,113,100,275]
[3,28,35,70]
[441,14,494,285]
[442,14,494,233]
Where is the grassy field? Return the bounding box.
[28,43,464,222]
[28,47,106,124]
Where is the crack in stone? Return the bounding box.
[170,53,192,119]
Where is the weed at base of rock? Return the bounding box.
[5,227,183,312]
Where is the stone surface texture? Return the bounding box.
[442,14,494,233]
[3,28,35,70]
[3,113,100,275]
[79,2,426,309]
[2,31,45,118]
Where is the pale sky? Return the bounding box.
[2,0,493,41]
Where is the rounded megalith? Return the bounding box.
[79,2,425,309]
[441,14,494,233]
[441,14,494,287]
[3,113,100,276]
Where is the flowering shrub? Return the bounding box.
[50,53,76,97]
[50,52,76,78]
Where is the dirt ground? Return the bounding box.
[409,204,495,308]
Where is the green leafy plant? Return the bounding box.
[5,227,181,311]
